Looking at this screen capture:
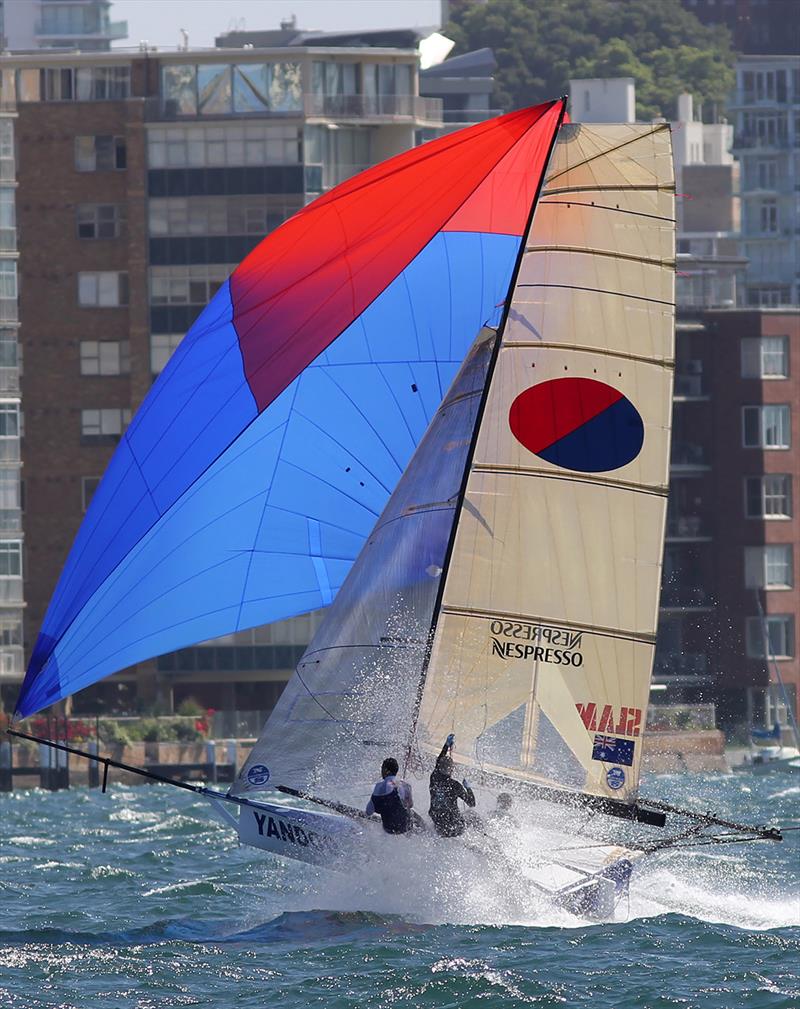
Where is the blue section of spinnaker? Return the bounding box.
[18,231,519,716]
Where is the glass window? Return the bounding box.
[743,405,790,448]
[0,467,20,511]
[760,199,777,233]
[78,272,128,307]
[0,262,17,301]
[746,615,795,659]
[198,65,232,115]
[742,336,789,378]
[80,408,131,439]
[150,333,183,373]
[76,204,123,239]
[745,475,793,518]
[82,476,101,511]
[745,545,793,588]
[80,340,130,375]
[0,540,21,577]
[75,135,126,171]
[162,65,198,116]
[0,403,19,437]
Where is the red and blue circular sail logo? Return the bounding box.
[509,377,644,473]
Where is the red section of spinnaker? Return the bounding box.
[230,100,565,412]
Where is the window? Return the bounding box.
[0,189,15,252]
[0,402,19,438]
[78,272,128,307]
[41,67,130,102]
[757,160,777,189]
[150,333,183,373]
[746,615,795,659]
[148,123,300,169]
[150,264,231,305]
[0,466,20,531]
[759,199,777,233]
[80,341,130,375]
[745,475,793,518]
[80,408,131,441]
[744,545,793,588]
[81,476,101,511]
[149,197,295,237]
[747,286,792,308]
[75,135,126,171]
[76,204,124,240]
[741,336,789,378]
[0,261,17,302]
[0,540,21,577]
[743,405,790,448]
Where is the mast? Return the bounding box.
[403,97,569,769]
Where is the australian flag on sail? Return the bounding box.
[592,734,635,767]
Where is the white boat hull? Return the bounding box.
[236,800,367,867]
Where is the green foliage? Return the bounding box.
[98,718,132,748]
[176,697,204,717]
[446,0,734,120]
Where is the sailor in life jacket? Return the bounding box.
[429,734,476,837]
[365,757,414,834]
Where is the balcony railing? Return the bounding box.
[149,93,443,124]
[666,515,709,539]
[670,442,707,467]
[674,372,707,397]
[646,700,715,727]
[660,586,713,608]
[734,134,792,150]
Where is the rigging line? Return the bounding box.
[402,98,569,776]
[546,124,670,184]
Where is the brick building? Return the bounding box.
[657,308,800,727]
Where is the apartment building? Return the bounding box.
[730,54,800,308]
[656,308,800,727]
[1,44,442,713]
[1,0,127,52]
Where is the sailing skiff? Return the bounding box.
[9,100,782,920]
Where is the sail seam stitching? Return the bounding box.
[518,282,673,306]
[438,605,658,644]
[524,246,675,268]
[470,464,669,497]
[501,341,675,368]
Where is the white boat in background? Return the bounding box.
[9,102,784,921]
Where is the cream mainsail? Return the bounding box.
[416,124,675,804]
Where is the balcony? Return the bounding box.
[34,19,128,41]
[733,134,792,151]
[148,93,443,125]
[660,586,714,610]
[673,370,707,399]
[666,515,711,541]
[670,442,708,470]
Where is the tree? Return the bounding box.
[445,0,735,121]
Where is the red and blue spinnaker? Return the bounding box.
[16,100,564,717]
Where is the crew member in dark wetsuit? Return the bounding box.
[428,734,476,837]
[365,757,413,834]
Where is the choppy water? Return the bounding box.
[0,771,797,1008]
